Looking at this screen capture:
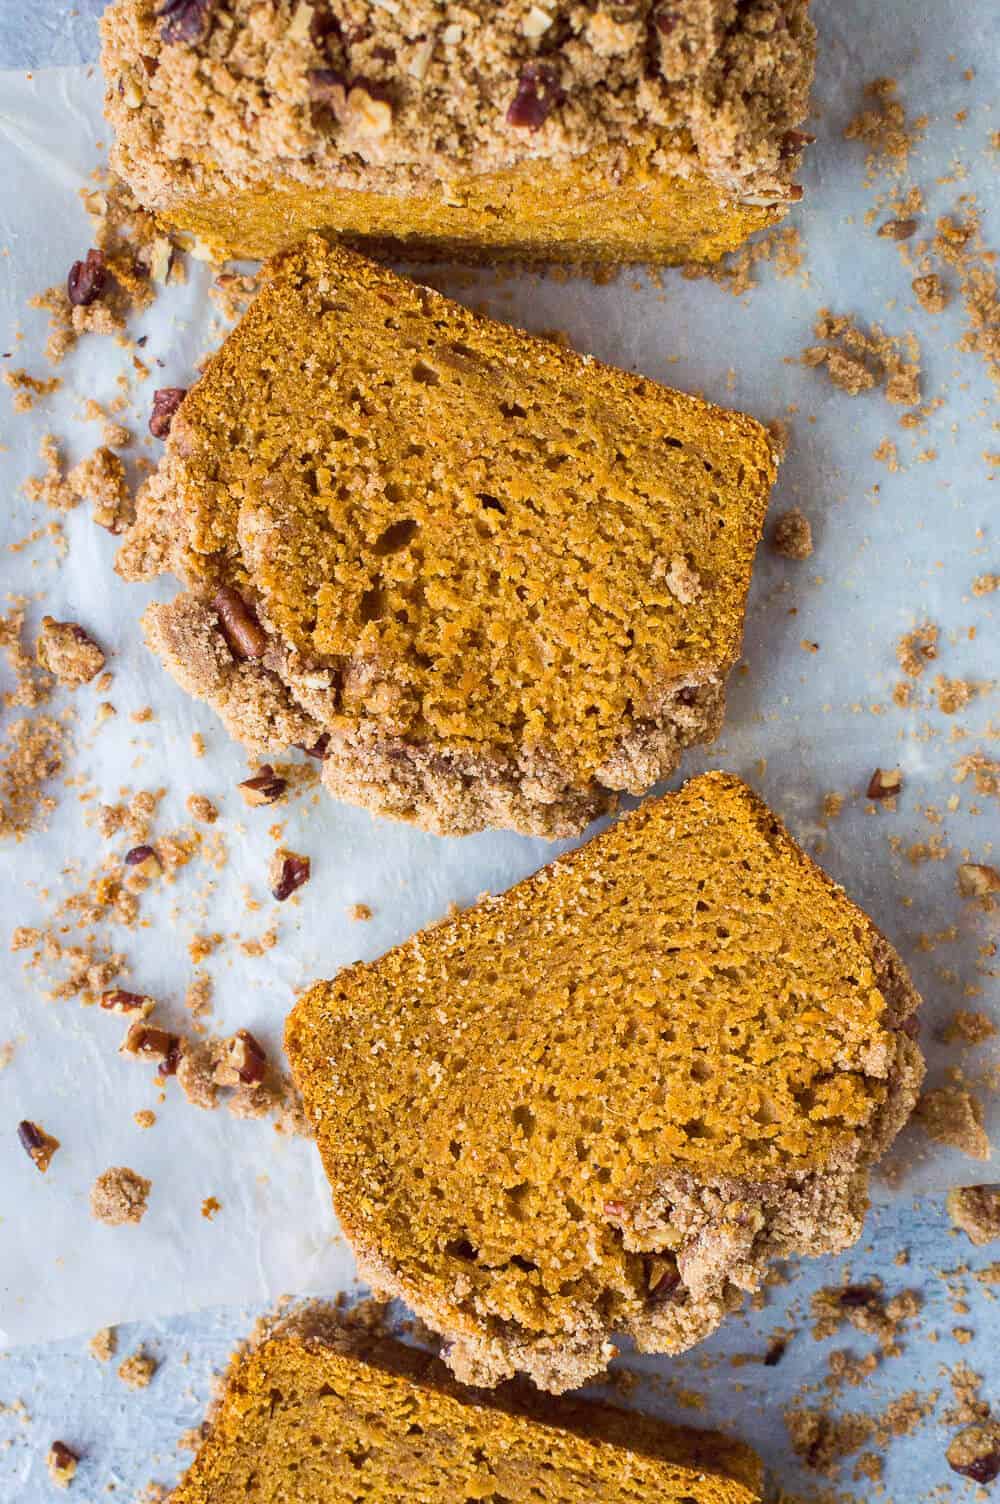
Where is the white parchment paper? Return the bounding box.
[1,26,997,1348]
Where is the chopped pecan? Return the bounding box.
[47,1440,79,1488]
[506,63,564,131]
[18,1119,60,1173]
[763,1336,788,1366]
[644,1253,681,1302]
[101,988,155,1018]
[223,1029,268,1086]
[124,844,161,880]
[878,217,918,240]
[158,0,215,45]
[294,732,331,760]
[270,849,311,902]
[120,1022,179,1065]
[780,129,816,159]
[67,248,107,307]
[213,586,268,661]
[239,765,287,807]
[867,767,903,800]
[148,386,187,438]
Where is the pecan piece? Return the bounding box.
[878,217,918,240]
[149,386,187,438]
[307,67,348,108]
[124,844,161,880]
[947,1422,1000,1483]
[158,0,215,45]
[101,988,155,1018]
[67,248,107,307]
[213,586,268,661]
[270,848,311,902]
[120,1022,180,1066]
[239,765,287,807]
[47,1440,79,1488]
[867,767,903,800]
[506,63,564,131]
[294,732,331,760]
[18,1119,61,1173]
[958,863,1000,899]
[644,1253,681,1303]
[223,1029,268,1086]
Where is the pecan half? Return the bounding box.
[239,766,287,807]
[158,0,215,45]
[213,587,268,661]
[18,1119,61,1173]
[67,249,107,307]
[506,63,564,131]
[149,386,187,438]
[271,849,311,902]
[867,767,903,800]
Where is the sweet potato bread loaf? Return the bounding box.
[286,774,924,1394]
[171,1308,764,1503]
[119,239,777,838]
[100,0,815,265]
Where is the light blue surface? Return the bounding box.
[1,0,998,1499]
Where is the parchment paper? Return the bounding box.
[1,24,997,1349]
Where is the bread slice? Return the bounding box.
[100,0,814,266]
[118,238,776,837]
[286,773,924,1394]
[171,1306,763,1504]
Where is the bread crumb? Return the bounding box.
[348,903,373,921]
[89,1326,117,1362]
[186,794,219,824]
[771,508,813,559]
[90,1166,151,1226]
[133,1109,156,1129]
[896,622,938,677]
[118,1347,157,1389]
[917,1088,990,1160]
[912,273,949,313]
[948,1187,1000,1247]
[934,675,973,715]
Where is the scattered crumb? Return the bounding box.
[804,308,921,405]
[917,1088,991,1160]
[940,1010,997,1046]
[772,508,813,560]
[36,617,105,687]
[896,622,938,677]
[4,369,61,413]
[912,273,949,313]
[348,903,373,922]
[186,794,218,824]
[133,1109,156,1130]
[67,446,134,534]
[118,1347,157,1390]
[89,1166,151,1226]
[201,1195,222,1220]
[933,675,973,715]
[89,1327,117,1363]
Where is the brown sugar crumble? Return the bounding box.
[68,445,135,534]
[89,1326,118,1362]
[4,369,61,413]
[844,77,927,180]
[348,902,373,922]
[201,1195,222,1220]
[940,1010,997,1047]
[948,1187,1000,1246]
[771,508,813,560]
[912,272,949,313]
[916,1087,991,1161]
[36,617,106,687]
[896,622,939,678]
[803,309,921,406]
[90,1165,152,1226]
[118,1347,158,1389]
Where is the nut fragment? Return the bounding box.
[18,1119,61,1173]
[345,82,394,139]
[47,1441,79,1489]
[67,249,107,308]
[506,63,565,131]
[124,843,161,880]
[101,988,155,1018]
[947,1421,1000,1483]
[158,0,215,44]
[148,386,187,438]
[522,4,553,37]
[867,767,903,800]
[878,217,918,240]
[222,1029,268,1086]
[213,586,268,661]
[270,848,311,901]
[295,732,331,760]
[644,1253,681,1302]
[120,1022,180,1066]
[958,863,1000,899]
[239,765,287,807]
